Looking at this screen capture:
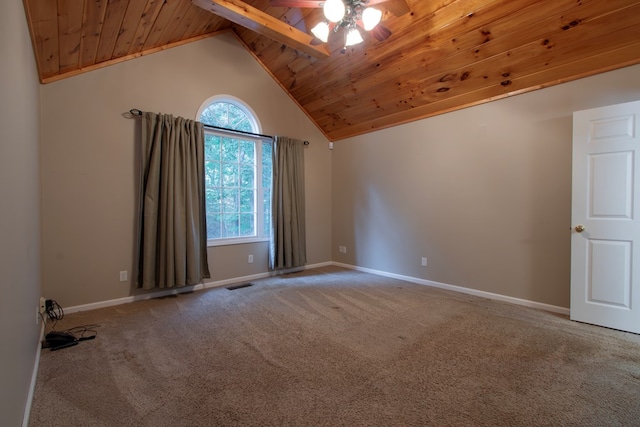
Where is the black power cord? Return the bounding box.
[42,299,100,350]
[44,299,64,329]
[63,324,99,341]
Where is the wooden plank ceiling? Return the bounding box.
[23,0,640,141]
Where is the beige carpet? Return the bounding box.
[29,266,640,426]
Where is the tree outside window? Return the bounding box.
[198,98,271,243]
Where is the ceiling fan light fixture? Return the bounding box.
[323,0,346,22]
[345,27,364,46]
[310,0,390,50]
[311,21,330,42]
[361,7,382,31]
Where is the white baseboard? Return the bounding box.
[332,262,570,316]
[64,261,333,314]
[63,260,566,316]
[23,321,45,427]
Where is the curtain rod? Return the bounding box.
[129,109,309,145]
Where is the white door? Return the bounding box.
[571,100,640,334]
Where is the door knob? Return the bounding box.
[575,225,585,233]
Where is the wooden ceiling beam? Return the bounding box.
[191,0,330,58]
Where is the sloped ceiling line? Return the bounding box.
[22,0,640,141]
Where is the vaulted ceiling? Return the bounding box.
[23,0,640,140]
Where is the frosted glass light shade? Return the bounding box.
[323,0,345,22]
[362,7,382,31]
[311,22,330,42]
[345,28,363,46]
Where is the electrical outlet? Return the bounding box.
[421,257,428,267]
[338,245,348,254]
[119,271,128,282]
[248,254,254,263]
[37,297,46,325]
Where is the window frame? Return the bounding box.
[197,96,272,247]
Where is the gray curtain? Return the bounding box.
[137,112,210,289]
[270,136,307,270]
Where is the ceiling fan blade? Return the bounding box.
[367,0,410,16]
[270,0,323,7]
[355,19,392,42]
[370,24,392,41]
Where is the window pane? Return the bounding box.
[222,188,238,213]
[207,214,221,239]
[227,104,252,132]
[221,138,239,163]
[208,103,229,127]
[215,103,230,127]
[240,165,254,188]
[222,213,239,238]
[239,214,255,237]
[262,141,272,161]
[240,189,255,212]
[262,164,272,189]
[222,164,238,187]
[200,108,219,127]
[262,142,272,188]
[263,189,271,237]
[239,141,255,164]
[206,189,221,214]
[205,161,221,187]
[205,135,221,160]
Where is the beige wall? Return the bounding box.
[22,1,640,334]
[40,32,332,308]
[332,64,640,308]
[5,9,640,422]
[0,0,42,424]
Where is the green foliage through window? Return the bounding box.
[200,100,272,242]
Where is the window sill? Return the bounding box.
[207,237,270,247]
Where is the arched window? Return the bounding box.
[197,96,272,244]
[199,99,258,133]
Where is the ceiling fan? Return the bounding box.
[270,0,394,51]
